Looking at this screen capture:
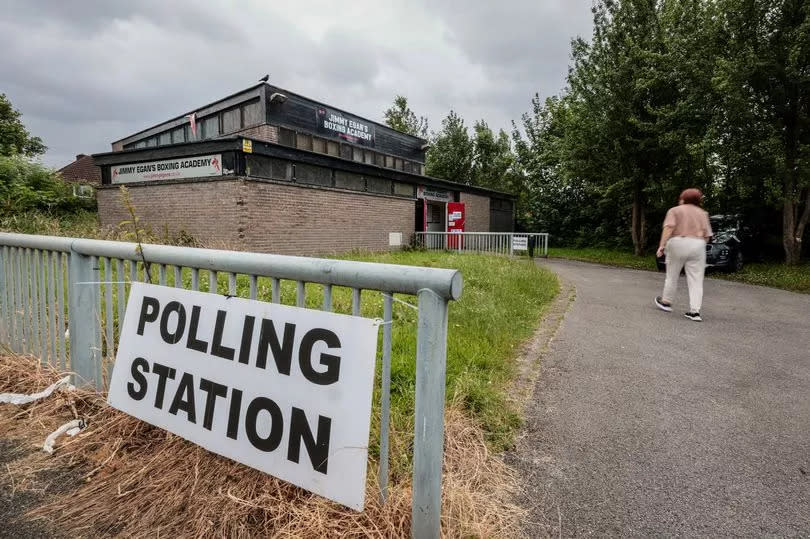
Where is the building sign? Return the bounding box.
[112,154,222,183]
[316,107,375,146]
[417,185,452,202]
[242,139,253,153]
[512,236,528,251]
[108,283,379,510]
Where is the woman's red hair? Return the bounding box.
[679,188,703,206]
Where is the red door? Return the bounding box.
[447,202,465,249]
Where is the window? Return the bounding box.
[394,182,415,197]
[172,127,185,144]
[222,108,241,133]
[242,100,262,127]
[327,141,339,156]
[334,171,365,191]
[246,155,289,180]
[414,163,424,175]
[159,132,171,146]
[295,163,332,186]
[340,144,352,160]
[296,133,312,151]
[367,177,392,194]
[146,137,157,147]
[403,161,413,174]
[202,116,219,139]
[352,147,364,162]
[279,127,295,147]
[135,140,147,149]
[376,153,385,167]
[393,158,403,171]
[385,155,394,168]
[364,150,375,165]
[312,137,326,154]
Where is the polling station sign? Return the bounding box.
[111,154,223,183]
[107,282,378,510]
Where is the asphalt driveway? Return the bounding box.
[514,259,810,537]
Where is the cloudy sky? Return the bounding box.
[2,1,593,168]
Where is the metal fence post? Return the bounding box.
[412,288,449,539]
[68,248,101,387]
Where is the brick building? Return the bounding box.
[59,154,102,185]
[93,83,514,255]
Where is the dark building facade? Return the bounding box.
[95,83,514,256]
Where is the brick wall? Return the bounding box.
[460,192,491,232]
[97,179,245,250]
[243,182,414,255]
[97,178,415,256]
[235,125,279,144]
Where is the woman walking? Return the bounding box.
[654,188,713,322]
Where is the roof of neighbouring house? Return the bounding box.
[58,154,101,184]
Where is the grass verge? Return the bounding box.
[549,247,809,293]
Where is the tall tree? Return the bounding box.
[382,95,429,138]
[0,94,46,157]
[713,0,809,264]
[425,110,474,184]
[471,120,514,190]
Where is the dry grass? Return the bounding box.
[0,355,524,538]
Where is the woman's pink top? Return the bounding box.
[663,204,713,239]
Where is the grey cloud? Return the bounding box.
[2,1,591,168]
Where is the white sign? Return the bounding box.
[449,211,462,220]
[108,283,378,510]
[112,154,223,183]
[417,185,452,202]
[512,236,528,250]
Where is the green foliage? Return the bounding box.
[0,155,95,216]
[471,120,514,191]
[516,0,808,264]
[425,110,475,184]
[550,247,810,293]
[382,95,429,138]
[0,93,46,157]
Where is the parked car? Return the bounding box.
[656,215,748,272]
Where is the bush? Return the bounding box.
[0,155,95,216]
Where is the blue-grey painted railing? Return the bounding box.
[0,232,462,539]
[415,231,549,257]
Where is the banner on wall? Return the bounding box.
[111,155,223,183]
[315,107,375,146]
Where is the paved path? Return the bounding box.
[515,260,810,537]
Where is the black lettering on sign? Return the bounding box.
[160,301,186,344]
[288,407,332,474]
[186,305,208,353]
[198,377,227,431]
[168,372,197,424]
[127,357,150,400]
[299,328,341,385]
[152,362,176,409]
[256,319,295,373]
[211,310,235,360]
[227,388,243,440]
[137,296,160,335]
[245,397,283,452]
[237,315,255,365]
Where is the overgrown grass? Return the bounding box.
[549,247,658,271]
[712,262,810,293]
[550,246,809,293]
[0,210,101,238]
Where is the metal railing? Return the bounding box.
[415,232,549,257]
[0,232,461,539]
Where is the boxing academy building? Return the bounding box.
[93,83,515,256]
